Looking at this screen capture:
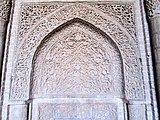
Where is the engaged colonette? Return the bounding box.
[146,0,160,108]
[0,0,11,118]
[0,0,11,79]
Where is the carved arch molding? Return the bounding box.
[1,1,158,120]
[11,3,143,100]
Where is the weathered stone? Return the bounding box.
[146,0,160,111]
[0,0,159,120]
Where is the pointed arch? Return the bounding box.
[30,18,124,99]
[10,3,143,100]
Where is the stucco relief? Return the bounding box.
[0,1,158,120]
[146,0,160,18]
[88,3,136,39]
[0,0,11,21]
[31,22,123,98]
[10,3,143,101]
[18,3,64,44]
[128,105,146,120]
[38,103,117,120]
[18,2,136,45]
[8,105,27,120]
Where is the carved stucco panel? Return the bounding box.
[10,3,143,100]
[146,0,160,18]
[18,2,64,44]
[8,105,28,120]
[88,2,136,40]
[31,22,123,98]
[128,105,146,120]
[0,0,11,21]
[38,103,117,120]
[17,2,136,45]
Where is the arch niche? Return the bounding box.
[31,19,124,98]
[10,3,143,101]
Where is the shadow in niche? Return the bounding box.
[29,18,125,99]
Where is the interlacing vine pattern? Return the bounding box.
[146,0,160,18]
[0,0,11,21]
[18,3,64,44]
[10,3,143,101]
[18,2,136,44]
[31,22,123,98]
[88,3,136,39]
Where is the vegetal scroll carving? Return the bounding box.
[146,0,160,18]
[31,22,123,98]
[10,3,143,100]
[0,0,11,21]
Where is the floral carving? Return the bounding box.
[18,3,64,44]
[10,3,143,100]
[88,3,136,39]
[0,0,11,21]
[31,22,123,98]
[18,2,137,44]
[146,0,160,18]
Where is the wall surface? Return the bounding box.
[0,0,159,120]
[145,0,160,111]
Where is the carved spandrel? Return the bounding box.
[18,3,64,44]
[18,2,137,44]
[88,3,136,39]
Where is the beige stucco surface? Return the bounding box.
[0,0,159,119]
